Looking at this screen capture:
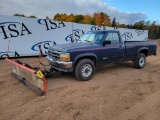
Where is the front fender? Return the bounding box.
[73,53,98,67]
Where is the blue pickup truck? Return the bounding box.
[46,30,157,81]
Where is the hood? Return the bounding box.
[49,42,94,52]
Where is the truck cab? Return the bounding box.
[46,30,156,81]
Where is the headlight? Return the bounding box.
[60,53,70,61]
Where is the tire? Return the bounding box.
[134,53,146,69]
[74,59,95,81]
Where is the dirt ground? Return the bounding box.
[0,40,160,120]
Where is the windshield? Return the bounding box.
[78,31,105,44]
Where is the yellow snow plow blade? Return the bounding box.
[5,58,47,96]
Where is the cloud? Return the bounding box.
[0,0,147,24]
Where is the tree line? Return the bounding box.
[13,13,160,39]
[14,14,37,18]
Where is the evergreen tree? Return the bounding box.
[112,17,116,27]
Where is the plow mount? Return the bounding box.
[5,58,47,96]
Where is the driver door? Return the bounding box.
[99,31,125,64]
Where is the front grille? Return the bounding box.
[48,50,64,61]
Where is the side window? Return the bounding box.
[105,33,120,44]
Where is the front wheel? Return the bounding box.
[134,53,146,69]
[74,59,95,81]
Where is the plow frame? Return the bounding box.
[5,58,47,95]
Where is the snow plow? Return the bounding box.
[5,58,47,95]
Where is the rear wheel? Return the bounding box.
[134,53,146,69]
[74,59,95,81]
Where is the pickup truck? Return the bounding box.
[46,30,157,81]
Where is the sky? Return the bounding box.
[0,0,159,24]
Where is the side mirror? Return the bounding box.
[102,41,111,46]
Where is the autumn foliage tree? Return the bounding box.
[54,12,111,26]
[13,12,160,39]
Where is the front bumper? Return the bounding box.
[46,56,73,72]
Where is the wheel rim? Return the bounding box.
[139,56,145,67]
[81,64,92,77]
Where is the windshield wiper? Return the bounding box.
[84,40,93,45]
